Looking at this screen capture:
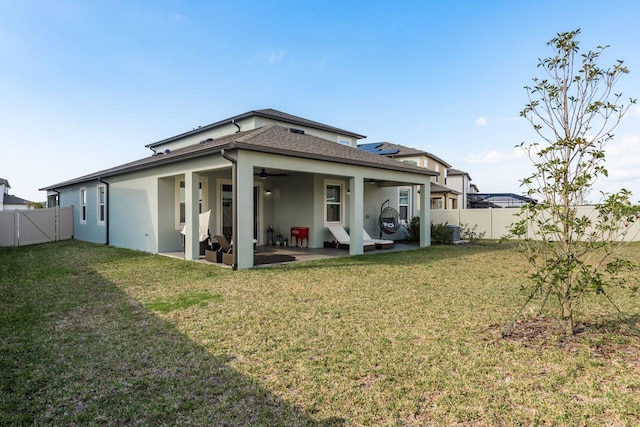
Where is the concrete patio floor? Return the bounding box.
[159,242,418,268]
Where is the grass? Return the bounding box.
[1,240,639,425]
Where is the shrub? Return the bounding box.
[407,216,420,242]
[431,222,453,245]
[460,223,486,243]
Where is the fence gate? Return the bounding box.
[0,206,73,247]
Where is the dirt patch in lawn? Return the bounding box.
[498,315,640,369]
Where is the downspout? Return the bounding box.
[220,148,238,270]
[98,177,109,245]
[231,120,241,133]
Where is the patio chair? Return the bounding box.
[214,235,295,266]
[362,229,394,249]
[181,210,212,255]
[213,234,234,265]
[327,225,375,251]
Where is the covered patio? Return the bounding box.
[160,241,419,267]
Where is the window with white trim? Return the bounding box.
[80,188,87,224]
[175,177,207,229]
[324,181,344,225]
[97,185,106,225]
[399,188,410,223]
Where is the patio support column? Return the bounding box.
[348,176,364,255]
[184,172,200,260]
[235,159,254,269]
[419,182,430,247]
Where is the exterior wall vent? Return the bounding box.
[289,128,305,134]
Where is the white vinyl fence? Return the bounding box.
[431,207,640,242]
[0,206,73,247]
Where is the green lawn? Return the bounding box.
[1,240,639,425]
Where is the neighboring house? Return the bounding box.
[42,109,435,269]
[0,178,33,211]
[358,142,460,211]
[446,168,474,209]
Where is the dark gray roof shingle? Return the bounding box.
[42,125,435,190]
[146,108,366,149]
[3,194,29,204]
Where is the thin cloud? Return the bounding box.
[251,49,287,64]
[465,147,524,164]
[475,116,488,126]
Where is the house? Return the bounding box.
[446,168,474,209]
[358,142,461,211]
[0,178,33,211]
[41,109,435,269]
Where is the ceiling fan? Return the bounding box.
[255,168,290,179]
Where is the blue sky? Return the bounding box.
[2,0,640,203]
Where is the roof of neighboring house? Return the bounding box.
[42,125,437,191]
[146,108,366,149]
[3,194,29,205]
[0,178,9,187]
[447,168,472,180]
[358,142,452,167]
[430,182,461,195]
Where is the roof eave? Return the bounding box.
[145,110,366,149]
[231,142,436,176]
[40,144,239,191]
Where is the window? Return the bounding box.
[97,185,106,225]
[175,177,207,229]
[337,136,351,146]
[80,188,87,224]
[431,198,443,210]
[325,181,343,224]
[399,189,410,222]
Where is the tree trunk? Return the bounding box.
[561,297,574,336]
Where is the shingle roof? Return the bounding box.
[358,142,452,168]
[447,168,472,180]
[430,183,460,194]
[146,108,366,149]
[42,125,435,190]
[3,194,29,204]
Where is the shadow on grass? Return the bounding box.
[0,244,345,425]
[580,313,640,337]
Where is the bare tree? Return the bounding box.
[508,29,639,336]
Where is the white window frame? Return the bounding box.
[97,185,106,225]
[324,180,345,226]
[398,187,411,223]
[175,176,208,230]
[80,188,87,224]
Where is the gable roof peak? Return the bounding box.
[146,108,366,149]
